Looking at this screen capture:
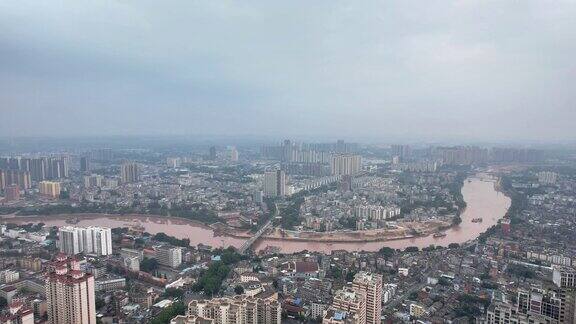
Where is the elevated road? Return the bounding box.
[238,203,278,255]
[238,219,273,255]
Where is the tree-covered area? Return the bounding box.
[212,247,245,265]
[506,264,536,279]
[280,196,304,230]
[162,288,184,299]
[454,294,490,319]
[279,185,335,230]
[499,176,528,224]
[191,247,243,296]
[150,302,186,324]
[153,233,190,247]
[448,173,468,210]
[191,262,231,296]
[13,202,222,226]
[378,246,395,258]
[140,257,159,273]
[0,207,21,215]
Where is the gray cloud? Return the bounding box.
[1,0,575,142]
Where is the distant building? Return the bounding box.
[263,170,286,198]
[167,157,182,168]
[120,162,140,183]
[538,171,558,185]
[230,147,239,162]
[4,184,20,201]
[391,144,411,160]
[2,170,31,189]
[330,154,361,176]
[80,157,90,172]
[83,175,103,188]
[92,148,114,161]
[0,169,5,191]
[209,146,217,160]
[39,181,61,198]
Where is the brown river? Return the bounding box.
[1,175,510,253]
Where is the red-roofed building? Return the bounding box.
[0,301,33,324]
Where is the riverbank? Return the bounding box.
[0,175,510,253]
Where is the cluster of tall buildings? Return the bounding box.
[394,161,439,173]
[538,171,558,185]
[330,154,362,176]
[391,144,412,161]
[45,254,96,324]
[58,226,113,256]
[490,147,544,163]
[0,156,69,181]
[91,148,114,162]
[0,169,31,191]
[324,272,383,324]
[120,162,140,183]
[261,140,357,163]
[354,205,401,221]
[433,146,489,166]
[0,156,69,192]
[281,162,331,177]
[486,266,576,323]
[432,146,545,166]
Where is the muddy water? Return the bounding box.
[254,176,510,253]
[2,176,509,253]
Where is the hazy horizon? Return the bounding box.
[1,1,575,141]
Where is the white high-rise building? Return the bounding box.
[156,246,182,268]
[330,154,362,176]
[83,227,113,256]
[46,254,96,324]
[58,226,112,256]
[263,170,286,198]
[58,226,83,255]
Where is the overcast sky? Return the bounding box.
[1,1,575,142]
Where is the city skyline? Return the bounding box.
[1,1,575,141]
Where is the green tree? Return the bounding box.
[140,257,159,273]
[234,285,244,295]
[150,302,186,324]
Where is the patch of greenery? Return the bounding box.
[192,262,231,296]
[140,257,159,273]
[150,302,186,324]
